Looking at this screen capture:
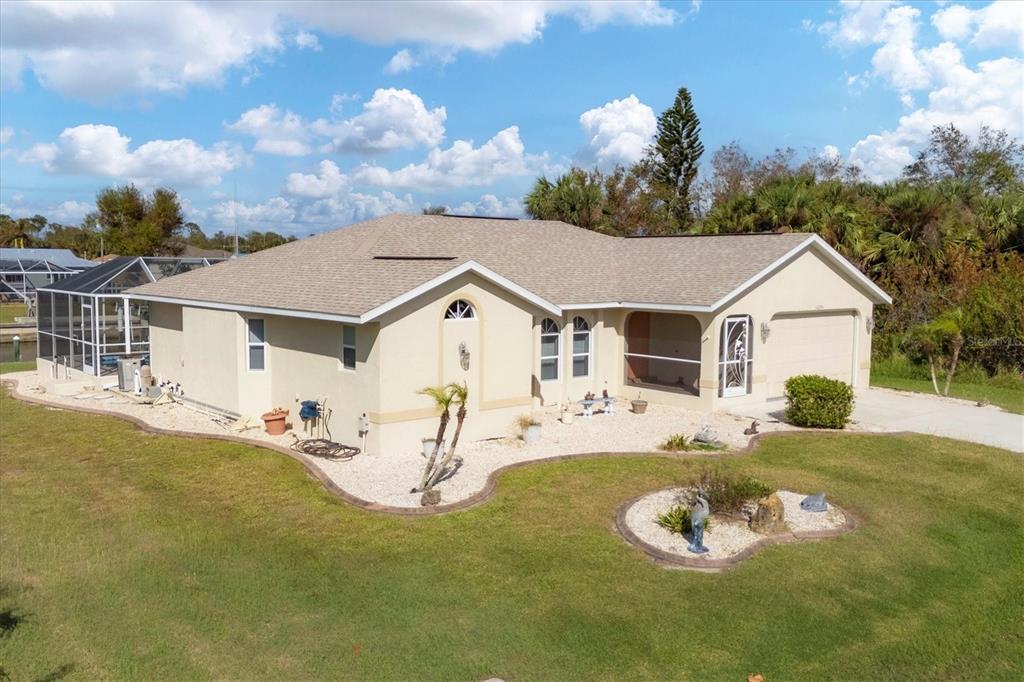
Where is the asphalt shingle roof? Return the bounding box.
[127,214,815,317]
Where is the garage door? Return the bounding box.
[766,311,856,398]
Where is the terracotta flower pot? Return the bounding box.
[261,409,289,435]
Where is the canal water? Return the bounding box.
[0,340,36,363]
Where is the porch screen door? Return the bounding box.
[82,302,95,375]
[720,316,750,398]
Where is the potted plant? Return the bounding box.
[517,414,542,443]
[631,392,648,415]
[560,401,575,424]
[261,407,289,435]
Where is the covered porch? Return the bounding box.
[623,311,706,398]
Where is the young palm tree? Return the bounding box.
[416,385,455,492]
[427,382,468,490]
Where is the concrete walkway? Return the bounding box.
[734,388,1024,453]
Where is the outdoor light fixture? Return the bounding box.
[866,316,874,335]
[459,342,471,371]
[760,321,771,343]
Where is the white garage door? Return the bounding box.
[766,311,856,398]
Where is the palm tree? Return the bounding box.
[426,382,468,490]
[416,385,455,492]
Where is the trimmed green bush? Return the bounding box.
[784,374,854,429]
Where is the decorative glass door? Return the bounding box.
[720,316,750,398]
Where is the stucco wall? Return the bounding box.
[139,243,880,455]
[265,316,380,450]
[372,272,540,454]
[710,248,876,410]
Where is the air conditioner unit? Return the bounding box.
[117,358,142,391]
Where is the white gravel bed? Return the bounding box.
[324,399,797,508]
[623,487,848,562]
[8,371,803,509]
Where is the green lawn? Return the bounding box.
[872,373,1024,415]
[1,387,1022,680]
[0,302,28,324]
[0,361,34,374]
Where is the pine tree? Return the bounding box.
[649,87,704,228]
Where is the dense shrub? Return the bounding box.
[784,374,854,429]
[656,505,710,534]
[687,468,775,514]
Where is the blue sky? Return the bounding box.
[0,1,1020,235]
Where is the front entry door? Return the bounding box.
[720,316,750,398]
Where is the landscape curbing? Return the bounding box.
[613,487,859,572]
[5,375,907,518]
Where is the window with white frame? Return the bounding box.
[341,324,356,370]
[572,316,591,377]
[540,318,560,381]
[247,318,266,371]
[445,299,475,320]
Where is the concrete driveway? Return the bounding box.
[734,388,1024,453]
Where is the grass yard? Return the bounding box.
[0,302,28,324]
[1,386,1022,680]
[871,373,1024,415]
[0,361,35,374]
[871,354,1024,415]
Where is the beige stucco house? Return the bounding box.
[126,214,891,455]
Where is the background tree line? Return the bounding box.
[0,184,295,258]
[526,87,1024,383]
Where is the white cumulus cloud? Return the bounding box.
[286,160,350,198]
[577,94,657,169]
[226,104,313,156]
[314,88,446,153]
[0,1,678,99]
[21,124,243,187]
[452,194,524,218]
[350,126,545,190]
[229,88,446,156]
[384,49,417,74]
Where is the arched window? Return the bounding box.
[540,318,560,381]
[444,299,475,320]
[572,316,591,378]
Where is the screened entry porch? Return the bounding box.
[623,311,703,396]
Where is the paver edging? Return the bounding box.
[4,375,910,517]
[613,487,859,572]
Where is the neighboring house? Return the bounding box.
[35,256,224,377]
[124,214,890,455]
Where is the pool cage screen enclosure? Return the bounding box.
[36,256,222,377]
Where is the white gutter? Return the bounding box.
[127,293,363,324]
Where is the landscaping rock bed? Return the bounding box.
[7,370,803,510]
[619,487,851,569]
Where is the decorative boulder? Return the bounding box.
[420,489,441,506]
[750,493,786,534]
[800,493,828,512]
[693,426,719,443]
